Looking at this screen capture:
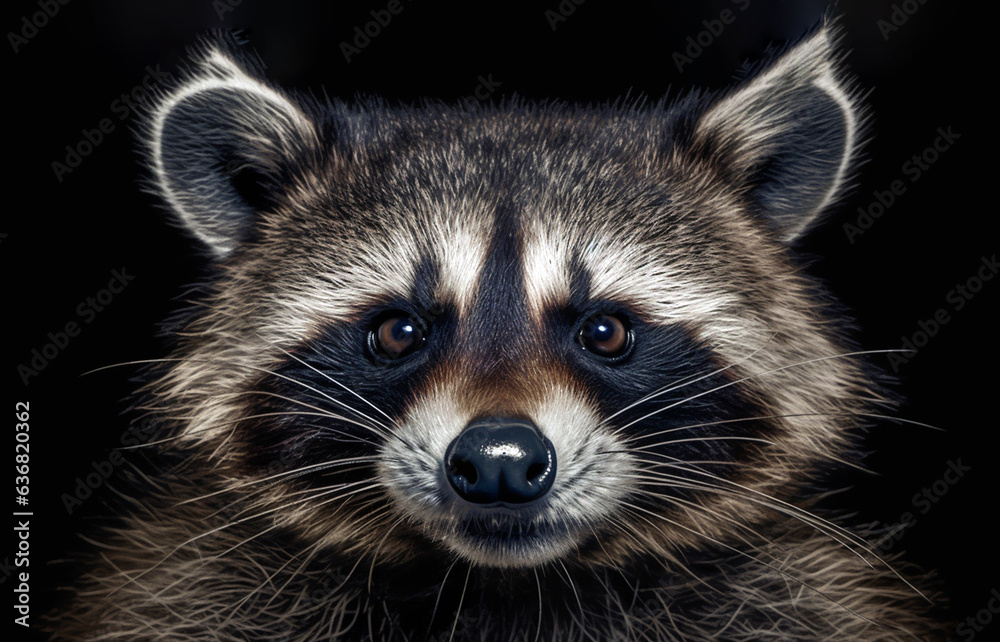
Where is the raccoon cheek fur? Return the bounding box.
[48,22,944,642]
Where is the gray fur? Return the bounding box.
[49,22,942,641]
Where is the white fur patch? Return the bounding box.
[428,204,491,318]
[379,380,636,567]
[522,220,573,319]
[522,217,743,338]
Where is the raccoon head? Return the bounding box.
[145,25,871,573]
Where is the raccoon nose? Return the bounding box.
[445,418,556,505]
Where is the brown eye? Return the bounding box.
[578,313,632,359]
[370,314,426,361]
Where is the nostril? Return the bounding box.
[525,462,546,482]
[444,417,557,505]
[449,458,478,485]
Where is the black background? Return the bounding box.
[5,1,996,640]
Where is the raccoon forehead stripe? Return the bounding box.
[522,225,740,329]
[428,206,490,319]
[523,220,573,318]
[584,243,739,323]
[275,200,491,328]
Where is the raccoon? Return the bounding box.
[50,22,942,641]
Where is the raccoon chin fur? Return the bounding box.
[49,20,944,642]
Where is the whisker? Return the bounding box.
[118,406,384,453]
[626,461,877,552]
[215,522,282,559]
[267,340,396,424]
[247,465,379,502]
[628,478,869,574]
[218,388,388,438]
[620,462,930,602]
[619,411,945,447]
[629,484,783,553]
[613,349,915,436]
[631,436,778,451]
[532,568,543,642]
[82,357,395,440]
[618,499,885,629]
[367,518,404,593]
[223,480,383,525]
[621,463,867,551]
[606,502,714,591]
[556,559,594,641]
[427,558,459,640]
[108,481,386,595]
[240,536,326,614]
[605,332,779,423]
[175,457,377,507]
[447,563,472,642]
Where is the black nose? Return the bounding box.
[445,418,556,505]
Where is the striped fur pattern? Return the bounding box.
[50,23,942,641]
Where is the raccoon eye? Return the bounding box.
[369,314,426,361]
[577,313,632,360]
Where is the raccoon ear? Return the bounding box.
[690,24,860,243]
[146,38,318,257]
